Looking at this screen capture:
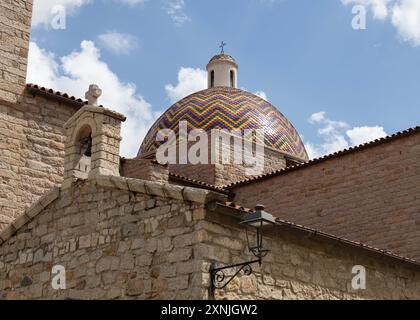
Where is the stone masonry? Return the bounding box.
[0,91,80,230]
[165,135,289,187]
[62,103,126,189]
[202,209,420,300]
[232,130,420,261]
[1,175,420,299]
[0,175,227,299]
[0,0,32,105]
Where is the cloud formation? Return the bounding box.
[32,0,91,28]
[305,111,387,159]
[254,91,268,100]
[165,67,207,103]
[98,31,138,55]
[165,67,269,104]
[164,0,191,27]
[27,40,155,157]
[341,0,420,46]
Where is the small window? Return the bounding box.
[230,70,235,87]
[210,70,215,88]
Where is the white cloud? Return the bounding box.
[341,0,420,46]
[164,0,191,27]
[254,91,268,100]
[164,68,269,104]
[32,0,91,28]
[114,0,147,6]
[32,0,188,29]
[305,112,387,159]
[27,41,155,157]
[392,0,420,45]
[341,0,391,19]
[32,0,146,28]
[306,112,350,159]
[346,126,387,145]
[165,67,207,103]
[98,31,138,55]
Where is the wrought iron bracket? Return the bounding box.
[209,258,261,297]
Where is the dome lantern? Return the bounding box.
[206,42,238,89]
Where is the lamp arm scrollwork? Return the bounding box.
[210,258,261,290]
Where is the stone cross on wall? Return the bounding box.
[85,84,102,106]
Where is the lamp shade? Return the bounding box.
[241,205,276,227]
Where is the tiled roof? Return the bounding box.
[138,87,309,160]
[227,126,420,188]
[26,84,87,107]
[210,201,420,268]
[169,172,231,195]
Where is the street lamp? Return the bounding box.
[209,204,275,295]
[241,204,275,260]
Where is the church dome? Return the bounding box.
[138,87,308,160]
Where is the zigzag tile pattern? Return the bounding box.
[138,87,308,160]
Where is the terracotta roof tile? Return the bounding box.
[169,172,231,195]
[26,84,87,107]
[213,201,420,268]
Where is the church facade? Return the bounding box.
[0,0,420,300]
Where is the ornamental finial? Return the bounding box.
[85,84,102,106]
[219,41,226,54]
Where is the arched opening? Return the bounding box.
[210,70,215,88]
[230,70,235,88]
[73,124,92,179]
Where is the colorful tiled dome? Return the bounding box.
[138,87,308,160]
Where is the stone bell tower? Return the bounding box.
[62,85,126,189]
[0,0,33,104]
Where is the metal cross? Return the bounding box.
[219,41,226,54]
[85,84,102,106]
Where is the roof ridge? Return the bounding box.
[169,172,231,195]
[0,175,228,246]
[26,83,87,107]
[213,201,420,268]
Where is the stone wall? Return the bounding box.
[200,211,420,300]
[1,175,419,300]
[0,176,225,300]
[0,0,32,105]
[0,92,80,230]
[167,137,288,187]
[122,159,169,183]
[170,164,217,185]
[213,146,287,187]
[232,131,420,261]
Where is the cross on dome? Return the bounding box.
[219,41,226,54]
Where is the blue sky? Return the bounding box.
[28,0,420,157]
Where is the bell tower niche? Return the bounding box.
[62,84,127,189]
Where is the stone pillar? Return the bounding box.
[62,85,126,189]
[0,0,33,104]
